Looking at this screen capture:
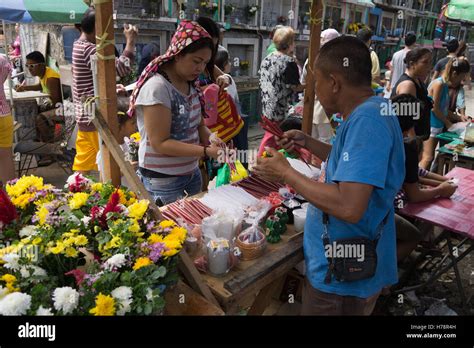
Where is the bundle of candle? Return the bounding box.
[259,117,311,167]
[232,174,286,199]
[160,199,213,225]
[199,185,259,212]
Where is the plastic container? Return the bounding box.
[465,120,474,145]
[293,208,307,232]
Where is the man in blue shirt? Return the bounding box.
[254,36,405,315]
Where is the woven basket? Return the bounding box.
[236,230,266,260]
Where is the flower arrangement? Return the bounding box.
[239,60,250,71]
[0,174,187,315]
[348,22,367,34]
[200,1,218,14]
[125,132,140,163]
[246,5,259,17]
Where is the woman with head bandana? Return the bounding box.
[129,20,223,206]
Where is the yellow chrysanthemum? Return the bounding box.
[130,132,141,142]
[36,204,49,225]
[128,219,141,234]
[6,175,44,198]
[148,234,164,244]
[0,274,17,284]
[91,183,103,192]
[20,237,31,244]
[127,200,149,220]
[32,237,42,245]
[49,242,65,255]
[115,189,127,206]
[132,257,152,270]
[170,227,187,243]
[162,248,179,258]
[69,192,89,210]
[11,193,35,209]
[159,220,176,229]
[163,238,182,251]
[89,293,116,316]
[65,247,79,258]
[74,235,88,246]
[104,236,122,251]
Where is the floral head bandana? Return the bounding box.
[128,20,212,117]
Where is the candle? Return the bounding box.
[207,239,230,276]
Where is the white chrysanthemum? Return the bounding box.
[81,216,91,226]
[0,292,31,315]
[2,253,20,270]
[65,173,92,190]
[36,306,54,316]
[19,225,38,238]
[0,286,8,300]
[20,265,47,278]
[146,288,153,301]
[104,254,126,271]
[52,287,79,314]
[111,286,133,315]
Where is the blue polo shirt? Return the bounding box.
[304,96,405,298]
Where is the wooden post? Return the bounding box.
[301,0,323,135]
[95,0,121,186]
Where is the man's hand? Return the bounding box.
[123,24,138,45]
[253,147,293,183]
[276,130,306,153]
[437,181,457,198]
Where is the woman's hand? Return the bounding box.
[216,74,231,91]
[253,147,293,183]
[205,143,224,160]
[276,130,306,153]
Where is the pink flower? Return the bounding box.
[65,269,86,286]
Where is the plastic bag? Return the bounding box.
[216,163,230,187]
[230,160,248,182]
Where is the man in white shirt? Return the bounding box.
[389,32,417,92]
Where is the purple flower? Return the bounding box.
[148,242,166,262]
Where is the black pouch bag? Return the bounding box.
[322,212,389,283]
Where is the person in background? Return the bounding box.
[72,7,137,174]
[432,39,459,80]
[258,26,305,156]
[301,28,339,144]
[421,58,471,170]
[0,56,15,185]
[254,36,405,315]
[357,28,381,86]
[391,94,457,262]
[129,20,223,206]
[96,96,137,186]
[391,47,433,140]
[214,46,248,155]
[138,43,160,76]
[266,25,284,56]
[389,32,417,92]
[15,51,62,110]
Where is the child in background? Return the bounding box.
[214,46,249,154]
[96,96,137,187]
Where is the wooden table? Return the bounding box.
[199,225,303,314]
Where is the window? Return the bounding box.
[369,13,379,34]
[323,5,342,30]
[432,0,444,14]
[424,0,433,12]
[382,15,394,36]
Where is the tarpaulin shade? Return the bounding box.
[445,0,474,23]
[0,0,89,23]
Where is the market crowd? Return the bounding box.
[0,8,471,316]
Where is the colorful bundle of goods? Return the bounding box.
[0,174,188,316]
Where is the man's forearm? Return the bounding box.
[305,134,332,160]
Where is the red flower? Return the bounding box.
[0,189,18,226]
[92,190,121,228]
[65,269,86,286]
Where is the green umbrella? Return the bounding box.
[0,0,89,23]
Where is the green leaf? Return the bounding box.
[143,303,153,315]
[150,266,167,280]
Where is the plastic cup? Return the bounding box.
[293,209,307,232]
